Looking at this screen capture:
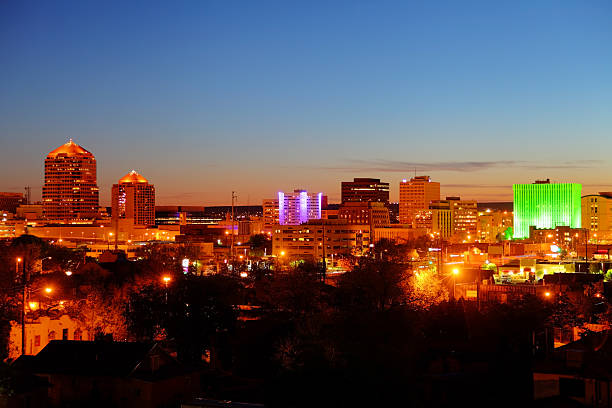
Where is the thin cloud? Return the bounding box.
[320,159,603,173]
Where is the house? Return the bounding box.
[13,340,201,408]
[533,330,612,406]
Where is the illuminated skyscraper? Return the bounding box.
[277,189,322,225]
[112,170,155,226]
[399,176,440,225]
[43,140,99,220]
[513,180,581,239]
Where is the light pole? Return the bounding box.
[452,268,459,300]
[162,275,171,304]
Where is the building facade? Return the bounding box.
[42,140,99,221]
[111,170,155,226]
[582,193,612,234]
[513,180,582,239]
[449,197,478,240]
[399,176,440,225]
[337,202,390,229]
[0,192,25,213]
[275,190,323,225]
[341,178,389,204]
[272,220,370,261]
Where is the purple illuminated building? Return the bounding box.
[278,189,322,225]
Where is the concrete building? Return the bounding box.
[338,202,390,230]
[271,219,370,262]
[275,189,323,225]
[262,198,279,225]
[0,192,25,213]
[582,193,612,238]
[430,201,453,238]
[399,176,440,225]
[373,225,427,243]
[513,179,581,239]
[477,209,513,243]
[112,170,155,227]
[448,197,478,241]
[43,140,99,221]
[341,178,389,204]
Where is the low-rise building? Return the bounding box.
[272,220,370,262]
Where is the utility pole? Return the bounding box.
[21,256,27,356]
[231,191,237,271]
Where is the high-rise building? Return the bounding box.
[111,170,155,226]
[513,180,581,239]
[43,140,99,221]
[275,189,322,225]
[399,176,440,225]
[341,178,389,204]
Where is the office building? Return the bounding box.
[341,178,389,204]
[263,198,280,225]
[42,140,99,221]
[513,180,581,239]
[399,176,440,225]
[0,192,25,213]
[430,201,453,238]
[448,197,478,240]
[272,219,370,261]
[582,193,612,233]
[338,202,390,231]
[111,170,155,226]
[267,190,323,225]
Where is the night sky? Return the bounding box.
[1,1,611,205]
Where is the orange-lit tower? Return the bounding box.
[111,170,155,226]
[399,176,440,225]
[43,140,99,220]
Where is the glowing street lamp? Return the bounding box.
[44,287,53,294]
[162,275,172,287]
[452,269,459,300]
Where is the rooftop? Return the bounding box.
[47,139,94,158]
[119,170,149,184]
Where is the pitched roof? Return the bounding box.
[47,139,94,158]
[119,170,148,184]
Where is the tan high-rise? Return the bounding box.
[399,176,440,225]
[112,170,155,226]
[43,140,99,220]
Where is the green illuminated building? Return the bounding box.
[513,180,581,239]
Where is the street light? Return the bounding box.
[452,268,459,300]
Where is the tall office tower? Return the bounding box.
[513,179,581,239]
[399,176,440,225]
[277,189,322,225]
[43,140,99,221]
[341,178,390,204]
[112,170,155,226]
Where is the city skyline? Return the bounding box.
[1,1,611,205]
[3,138,612,206]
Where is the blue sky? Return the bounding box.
[1,0,611,205]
